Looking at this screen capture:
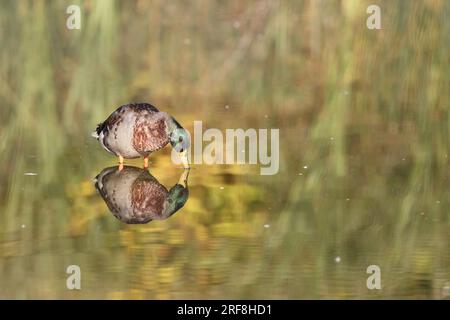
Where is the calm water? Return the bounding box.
[1,134,449,299]
[1,0,450,299]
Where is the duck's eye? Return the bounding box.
[179,136,183,142]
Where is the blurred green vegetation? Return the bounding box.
[0,0,450,299]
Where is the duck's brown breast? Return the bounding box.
[131,178,168,218]
[132,114,170,155]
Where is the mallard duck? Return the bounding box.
[94,165,189,224]
[92,103,190,169]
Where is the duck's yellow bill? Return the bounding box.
[179,150,190,169]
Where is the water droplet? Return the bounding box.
[21,224,26,229]
[219,186,224,190]
[303,165,308,169]
[264,224,270,228]
[24,172,38,176]
[335,256,341,263]
[225,105,230,109]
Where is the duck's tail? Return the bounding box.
[91,121,106,139]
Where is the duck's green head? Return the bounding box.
[163,169,190,218]
[164,184,189,217]
[168,118,190,153]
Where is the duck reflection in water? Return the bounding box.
[94,166,189,224]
